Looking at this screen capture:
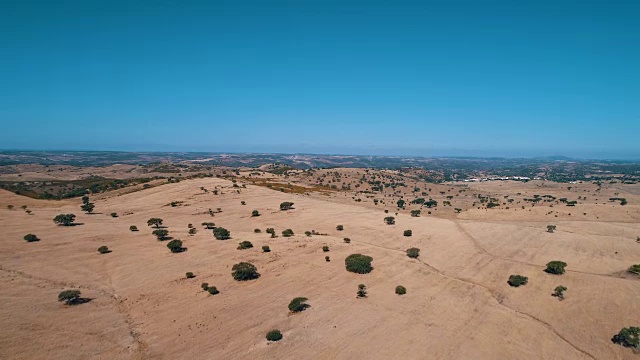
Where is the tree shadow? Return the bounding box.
[68,297,93,305]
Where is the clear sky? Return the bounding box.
[1,1,639,159]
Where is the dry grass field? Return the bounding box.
[1,171,639,359]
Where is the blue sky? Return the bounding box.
[1,1,638,159]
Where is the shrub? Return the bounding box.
[343,237,351,244]
[507,275,528,287]
[207,286,220,295]
[58,290,82,305]
[166,239,184,253]
[254,228,261,233]
[305,231,312,237]
[98,246,110,254]
[110,212,118,218]
[23,234,39,242]
[395,285,407,295]
[282,229,294,237]
[237,240,253,250]
[410,210,420,217]
[384,216,395,225]
[547,225,556,233]
[213,227,231,240]
[322,245,329,252]
[545,261,567,275]
[336,225,344,231]
[266,330,283,342]
[152,229,169,240]
[7,205,14,210]
[384,209,389,213]
[611,327,640,349]
[403,230,412,237]
[251,210,260,217]
[262,245,271,252]
[552,285,567,299]
[186,272,195,279]
[266,228,275,234]
[628,264,640,275]
[345,254,373,274]
[241,201,246,205]
[147,218,163,228]
[201,282,209,290]
[357,284,367,298]
[189,228,197,235]
[53,214,76,226]
[129,225,138,232]
[202,222,216,229]
[288,297,309,312]
[232,262,260,281]
[325,256,330,262]
[279,202,294,210]
[406,247,420,258]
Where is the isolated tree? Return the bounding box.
[280,202,294,210]
[628,264,640,275]
[53,214,76,226]
[266,330,283,342]
[404,230,412,237]
[611,327,640,349]
[336,225,344,231]
[23,234,39,242]
[425,199,438,208]
[241,201,246,205]
[262,245,271,253]
[97,245,110,254]
[207,286,220,295]
[186,272,195,279]
[81,196,90,205]
[547,225,557,233]
[213,227,231,240]
[507,275,528,287]
[384,216,395,225]
[254,228,262,233]
[152,229,169,240]
[189,228,197,235]
[201,282,209,290]
[147,218,163,228]
[395,285,407,295]
[80,203,95,214]
[545,261,567,275]
[406,247,420,258]
[397,199,405,208]
[282,229,294,237]
[552,285,567,300]
[58,290,82,305]
[322,245,330,252]
[166,239,184,253]
[266,228,275,235]
[343,237,351,244]
[7,205,14,210]
[288,297,309,312]
[251,210,260,217]
[345,254,373,274]
[325,256,330,262]
[110,212,118,218]
[232,262,260,281]
[202,222,216,229]
[237,240,253,250]
[410,210,421,217]
[129,225,138,232]
[357,284,367,298]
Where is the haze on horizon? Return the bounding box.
[1,1,639,160]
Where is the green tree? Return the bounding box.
[395,285,407,295]
[232,262,260,281]
[357,284,367,298]
[186,272,195,279]
[23,234,39,242]
[547,225,557,233]
[213,227,231,240]
[53,214,76,226]
[237,240,253,250]
[410,210,421,217]
[403,230,412,237]
[262,245,271,252]
[202,222,216,229]
[336,225,344,231]
[280,202,294,210]
[322,245,329,252]
[81,196,90,204]
[147,218,163,228]
[384,216,395,225]
[288,297,309,312]
[282,229,294,237]
[552,285,567,299]
[207,286,220,295]
[152,229,169,240]
[611,327,640,349]
[252,210,260,217]
[58,290,82,305]
[628,264,640,275]
[545,261,567,275]
[80,203,95,214]
[266,330,283,341]
[507,275,528,287]
[397,199,405,208]
[98,246,110,254]
[166,239,184,253]
[345,254,373,274]
[406,247,420,258]
[129,225,138,232]
[343,238,351,244]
